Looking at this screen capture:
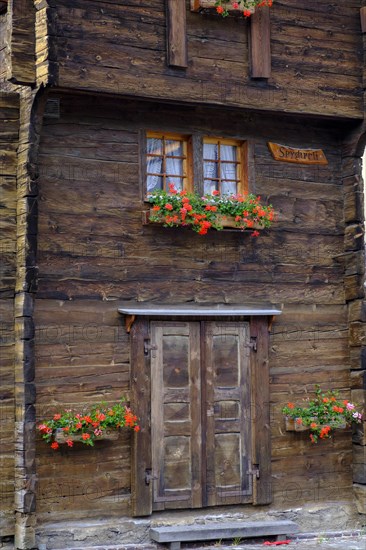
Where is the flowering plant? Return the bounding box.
[282,386,363,444]
[215,0,273,18]
[147,184,274,236]
[37,399,140,450]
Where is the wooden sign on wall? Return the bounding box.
[268,142,328,165]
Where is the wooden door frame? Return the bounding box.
[130,316,271,516]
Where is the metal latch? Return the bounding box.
[249,336,257,352]
[248,464,260,479]
[144,339,158,356]
[145,468,158,485]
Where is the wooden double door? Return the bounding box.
[131,318,271,516]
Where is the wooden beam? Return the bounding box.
[250,6,271,79]
[361,7,366,33]
[166,0,188,68]
[9,0,36,84]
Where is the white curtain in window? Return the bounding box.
[166,140,183,190]
[220,145,237,195]
[147,138,163,191]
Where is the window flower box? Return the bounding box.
[285,417,347,433]
[190,1,255,14]
[54,428,120,444]
[282,386,363,444]
[37,398,140,450]
[142,209,262,231]
[144,186,274,236]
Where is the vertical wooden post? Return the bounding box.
[8,0,36,84]
[250,6,271,79]
[361,7,366,33]
[166,0,188,68]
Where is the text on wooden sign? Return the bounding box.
[268,142,328,165]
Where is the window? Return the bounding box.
[203,138,247,196]
[145,133,248,196]
[146,132,191,193]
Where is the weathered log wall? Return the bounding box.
[39,0,363,119]
[33,92,358,521]
[0,10,9,82]
[0,91,19,536]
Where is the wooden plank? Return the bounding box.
[250,316,271,505]
[9,0,36,84]
[130,318,152,516]
[204,321,252,506]
[250,6,271,79]
[166,0,188,68]
[360,7,366,33]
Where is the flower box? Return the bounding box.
[190,1,255,13]
[285,417,347,433]
[55,428,119,444]
[142,209,260,231]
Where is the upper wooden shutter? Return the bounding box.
[150,321,202,510]
[203,322,252,506]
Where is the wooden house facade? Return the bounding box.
[1,1,366,548]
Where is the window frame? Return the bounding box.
[202,136,248,196]
[142,132,249,199]
[145,131,193,197]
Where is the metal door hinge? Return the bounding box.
[249,336,257,352]
[145,468,158,485]
[144,339,158,356]
[248,464,260,479]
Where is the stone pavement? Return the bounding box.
[193,532,366,550]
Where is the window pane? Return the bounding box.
[204,160,218,180]
[166,140,183,157]
[221,181,237,195]
[166,157,183,176]
[147,156,163,176]
[204,179,218,195]
[203,143,218,160]
[147,138,163,156]
[220,163,237,180]
[221,144,236,163]
[147,174,163,192]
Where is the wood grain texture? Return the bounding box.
[250,6,271,79]
[166,0,188,68]
[39,0,363,119]
[8,0,36,84]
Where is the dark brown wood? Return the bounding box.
[250,316,271,505]
[131,319,152,516]
[361,7,366,33]
[250,6,271,79]
[204,322,252,506]
[166,0,188,68]
[150,322,201,510]
[9,0,36,84]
